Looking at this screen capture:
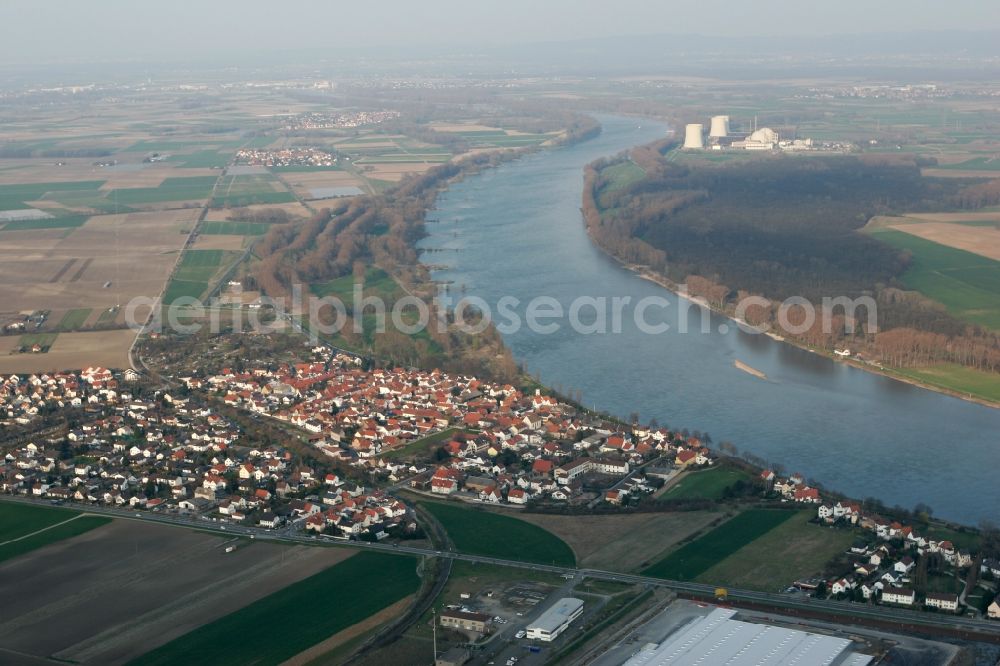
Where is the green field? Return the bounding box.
[96,306,119,324]
[0,214,89,231]
[211,174,294,208]
[641,509,797,581]
[41,188,135,214]
[211,191,295,207]
[131,551,419,666]
[600,160,646,193]
[17,332,58,351]
[166,251,226,302]
[871,228,1000,329]
[0,502,81,541]
[695,511,854,591]
[892,364,1000,403]
[355,155,452,164]
[162,279,209,304]
[920,523,982,552]
[660,467,752,501]
[0,180,105,211]
[200,221,269,236]
[310,267,440,354]
[127,140,211,152]
[56,308,92,331]
[453,131,553,147]
[108,176,218,205]
[173,249,226,281]
[0,502,111,563]
[172,150,233,169]
[162,250,227,305]
[385,427,469,460]
[0,516,111,563]
[421,502,575,567]
[311,267,402,302]
[939,157,1000,171]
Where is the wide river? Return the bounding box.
[419,115,999,525]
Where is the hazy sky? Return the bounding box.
[1,0,997,64]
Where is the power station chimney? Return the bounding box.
[709,115,730,138]
[683,123,704,149]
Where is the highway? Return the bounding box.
[3,495,999,641]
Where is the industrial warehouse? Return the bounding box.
[525,597,585,642]
[620,608,873,666]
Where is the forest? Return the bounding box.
[585,150,1000,375]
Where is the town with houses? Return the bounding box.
[2,343,999,622]
[279,110,401,131]
[234,147,339,169]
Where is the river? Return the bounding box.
[418,115,1000,525]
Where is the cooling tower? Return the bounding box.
[709,115,730,138]
[683,124,704,149]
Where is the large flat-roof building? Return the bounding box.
[526,597,584,642]
[622,608,872,666]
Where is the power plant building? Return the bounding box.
[709,115,730,138]
[731,127,779,151]
[682,124,704,149]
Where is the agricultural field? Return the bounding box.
[598,160,646,196]
[510,510,725,571]
[56,307,93,331]
[892,363,1000,403]
[428,122,559,147]
[202,200,311,222]
[420,501,576,567]
[210,173,294,208]
[169,149,234,169]
[868,214,1000,261]
[0,209,197,319]
[312,266,401,302]
[13,332,58,352]
[869,227,1000,329]
[132,551,419,666]
[162,249,236,306]
[641,509,797,581]
[0,180,107,214]
[694,511,854,592]
[0,509,111,564]
[937,157,1000,171]
[0,502,85,542]
[309,267,440,354]
[1,214,90,231]
[200,221,269,236]
[0,517,355,665]
[106,175,219,206]
[659,467,752,501]
[0,329,136,373]
[280,169,367,201]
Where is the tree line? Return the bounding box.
[583,149,1000,375]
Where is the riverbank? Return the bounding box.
[420,112,1000,524]
[621,259,1000,411]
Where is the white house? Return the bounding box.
[881,586,915,606]
[924,592,959,613]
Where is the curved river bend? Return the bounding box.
[419,115,1000,524]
